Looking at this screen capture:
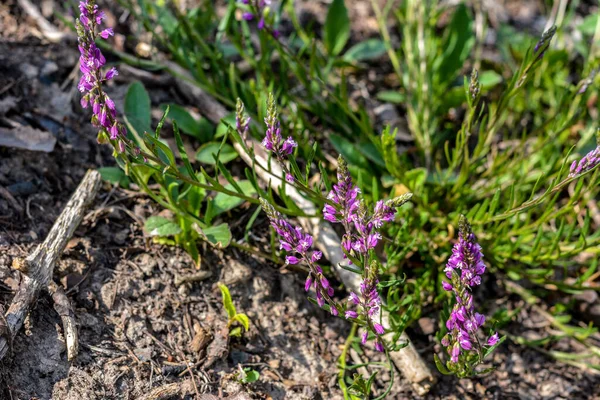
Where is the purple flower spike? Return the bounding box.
[262,93,298,162]
[441,215,497,365]
[323,156,361,225]
[569,142,600,178]
[261,198,338,313]
[77,0,130,150]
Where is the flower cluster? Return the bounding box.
[441,216,498,364]
[346,271,385,352]
[261,93,297,182]
[569,144,600,178]
[325,156,412,352]
[238,0,279,37]
[323,159,360,225]
[260,199,339,315]
[77,0,126,150]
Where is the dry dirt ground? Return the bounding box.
[1,1,600,399]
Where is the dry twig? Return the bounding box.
[0,170,101,361]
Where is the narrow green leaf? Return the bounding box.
[324,0,350,56]
[218,283,237,319]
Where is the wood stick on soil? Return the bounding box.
[0,170,101,361]
[169,62,435,393]
[48,281,79,361]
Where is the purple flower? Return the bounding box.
[441,215,496,364]
[99,28,114,39]
[487,332,499,346]
[239,0,277,34]
[374,339,385,353]
[345,310,358,319]
[262,93,298,161]
[261,198,338,313]
[323,156,361,224]
[373,323,385,335]
[372,200,395,228]
[105,67,118,80]
[569,145,600,178]
[304,276,312,292]
[77,0,128,148]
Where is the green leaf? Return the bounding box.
[218,283,237,319]
[436,4,474,86]
[144,216,182,237]
[343,39,386,62]
[479,70,503,89]
[324,0,350,56]
[329,133,369,170]
[242,369,260,383]
[124,81,152,137]
[215,114,237,138]
[98,167,130,188]
[211,180,257,216]
[434,354,453,375]
[195,142,238,165]
[229,326,242,337]
[233,313,250,331]
[160,104,202,139]
[202,223,232,248]
[376,91,406,104]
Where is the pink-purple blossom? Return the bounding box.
[262,94,298,160]
[441,215,498,364]
[261,198,339,316]
[77,0,127,145]
[569,145,600,178]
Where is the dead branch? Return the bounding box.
[0,170,101,361]
[48,281,79,361]
[168,62,435,392]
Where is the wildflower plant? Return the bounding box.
[254,95,414,353]
[435,215,502,377]
[73,0,600,393]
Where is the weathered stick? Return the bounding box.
[0,170,101,361]
[48,281,79,361]
[169,63,435,392]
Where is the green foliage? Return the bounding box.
[324,0,351,56]
[144,216,182,237]
[96,0,600,384]
[98,167,130,188]
[124,81,152,138]
[195,142,238,165]
[218,283,251,337]
[237,367,260,384]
